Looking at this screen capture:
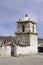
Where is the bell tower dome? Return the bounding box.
[23,14,30,21]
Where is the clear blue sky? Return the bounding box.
[0,0,43,38]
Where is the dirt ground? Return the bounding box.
[0,53,43,65]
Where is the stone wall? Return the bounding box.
[15,34,30,45]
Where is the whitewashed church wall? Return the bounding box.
[29,22,32,32]
[1,46,6,56]
[16,46,32,55]
[5,46,11,56]
[16,45,38,55]
[34,25,36,33]
[0,47,2,56]
[29,22,36,33]
[17,23,22,32]
[1,45,17,57]
[25,23,30,32]
[30,34,38,53]
[17,27,22,32]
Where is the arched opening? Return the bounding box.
[10,43,15,56]
[11,43,16,57]
[32,25,34,32]
[22,25,25,32]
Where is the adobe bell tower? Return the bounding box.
[15,14,38,53]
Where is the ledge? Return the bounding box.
[17,20,36,24]
[15,32,38,35]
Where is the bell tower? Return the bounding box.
[15,14,38,53]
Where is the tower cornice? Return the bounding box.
[15,32,38,35]
[17,20,36,24]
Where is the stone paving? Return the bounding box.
[0,54,43,65]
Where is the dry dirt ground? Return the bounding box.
[0,53,43,65]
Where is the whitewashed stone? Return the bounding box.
[0,47,2,56]
[1,46,6,56]
[5,46,11,56]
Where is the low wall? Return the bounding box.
[1,46,11,56]
[1,45,16,57]
[0,45,38,57]
[16,46,38,55]
[0,47,2,56]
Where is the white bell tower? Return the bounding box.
[15,14,38,54]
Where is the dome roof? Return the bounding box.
[23,14,30,21]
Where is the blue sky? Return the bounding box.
[0,0,43,38]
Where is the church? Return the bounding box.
[0,14,39,57]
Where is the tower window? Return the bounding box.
[22,25,25,32]
[32,25,34,32]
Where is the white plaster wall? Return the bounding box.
[30,34,38,53]
[25,23,30,32]
[0,47,2,56]
[16,46,32,55]
[1,45,17,57]
[17,23,22,32]
[30,22,36,33]
[16,45,38,55]
[1,46,11,56]
[5,46,11,56]
[1,46,6,56]
[17,27,22,32]
[34,25,36,33]
[30,22,32,32]
[16,44,38,55]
